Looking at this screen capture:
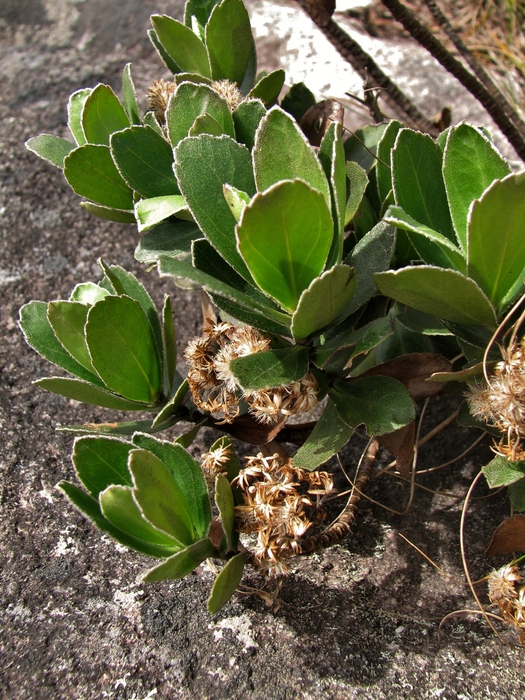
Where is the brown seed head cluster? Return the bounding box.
[210,79,243,110]
[234,453,333,576]
[488,564,525,644]
[184,322,319,424]
[467,338,525,461]
[147,79,177,123]
[200,442,233,486]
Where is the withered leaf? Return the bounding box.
[361,353,452,401]
[486,514,525,557]
[379,420,415,478]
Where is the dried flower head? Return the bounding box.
[210,79,243,110]
[467,338,525,460]
[488,563,525,644]
[185,322,319,424]
[234,453,333,576]
[201,442,233,486]
[147,79,176,123]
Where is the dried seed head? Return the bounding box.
[210,79,243,110]
[246,373,319,425]
[147,79,176,123]
[488,564,525,643]
[234,453,333,576]
[467,338,525,460]
[201,442,233,487]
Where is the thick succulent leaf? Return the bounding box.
[162,295,177,394]
[384,205,465,271]
[293,398,354,470]
[291,264,357,341]
[330,376,415,435]
[344,161,369,226]
[34,377,151,410]
[184,0,221,30]
[233,99,266,151]
[252,106,331,205]
[81,84,130,146]
[110,126,179,198]
[25,134,75,169]
[215,473,236,552]
[166,82,235,147]
[205,0,255,87]
[47,300,92,371]
[129,448,196,546]
[343,123,387,171]
[67,88,91,146]
[72,435,133,496]
[374,266,497,327]
[443,123,511,251]
[148,28,182,74]
[189,113,225,137]
[143,538,216,582]
[69,282,110,305]
[236,179,333,312]
[100,485,183,550]
[58,482,179,558]
[19,301,104,385]
[319,122,346,266]
[222,184,250,222]
[482,456,525,488]
[209,294,292,337]
[135,195,188,232]
[131,433,212,538]
[80,201,135,223]
[280,82,316,122]
[151,14,211,77]
[152,377,189,428]
[64,144,134,209]
[207,552,248,613]
[86,295,163,403]
[248,69,285,106]
[376,120,403,204]
[392,128,455,242]
[175,134,256,280]
[313,315,393,370]
[135,220,202,263]
[467,172,525,312]
[122,63,141,125]
[229,346,310,391]
[158,256,291,331]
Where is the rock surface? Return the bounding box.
[1,1,524,698]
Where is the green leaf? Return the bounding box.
[482,456,525,488]
[148,28,182,74]
[376,120,402,204]
[230,346,310,391]
[184,0,221,31]
[129,448,196,546]
[232,99,266,151]
[47,300,92,371]
[162,295,177,394]
[143,538,216,582]
[236,179,333,312]
[34,377,150,410]
[374,266,497,327]
[215,473,236,552]
[384,204,465,271]
[67,88,91,146]
[110,126,179,198]
[135,195,188,232]
[467,172,525,311]
[158,256,291,331]
[291,264,357,340]
[72,435,133,496]
[209,294,292,337]
[135,220,202,263]
[344,123,387,171]
[319,122,346,266]
[344,161,369,226]
[222,184,250,222]
[397,308,451,336]
[70,282,110,305]
[173,417,207,447]
[189,113,225,137]
[80,201,135,223]
[205,0,255,86]
[253,107,330,206]
[25,134,75,169]
[392,128,455,242]
[174,134,256,279]
[248,69,285,106]
[207,552,248,613]
[293,398,354,470]
[122,63,141,125]
[58,481,178,558]
[131,434,212,538]
[443,123,511,251]
[86,295,162,403]
[330,376,415,435]
[19,301,103,384]
[166,82,235,146]
[64,144,134,209]
[151,14,211,77]
[509,479,525,512]
[81,84,130,146]
[100,485,183,550]
[142,109,164,137]
[341,222,396,318]
[152,378,189,428]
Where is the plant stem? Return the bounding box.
[300,437,379,554]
